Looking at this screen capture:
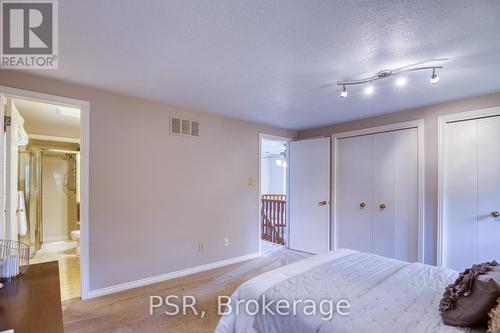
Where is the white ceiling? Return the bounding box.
[13,98,80,136]
[26,0,500,130]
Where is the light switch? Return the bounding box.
[224,238,229,247]
[247,177,253,186]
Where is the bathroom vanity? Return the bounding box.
[0,261,64,333]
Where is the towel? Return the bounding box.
[17,191,27,236]
[17,117,29,146]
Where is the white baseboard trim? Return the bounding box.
[87,252,260,299]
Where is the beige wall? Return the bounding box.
[299,92,500,264]
[0,70,296,291]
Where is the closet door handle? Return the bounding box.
[379,203,386,209]
[318,200,328,206]
[359,202,366,209]
[491,211,500,218]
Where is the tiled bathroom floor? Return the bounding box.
[31,241,80,300]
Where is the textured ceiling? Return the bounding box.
[26,0,500,130]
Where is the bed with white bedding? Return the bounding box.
[216,249,485,333]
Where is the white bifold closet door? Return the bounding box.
[443,116,500,271]
[336,128,419,262]
[336,135,373,253]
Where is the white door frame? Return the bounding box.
[258,133,292,255]
[332,120,425,263]
[0,94,5,239]
[437,106,500,267]
[0,85,91,300]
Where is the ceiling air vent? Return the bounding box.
[170,116,200,138]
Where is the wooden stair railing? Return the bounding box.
[261,194,286,245]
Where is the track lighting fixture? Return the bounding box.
[340,85,347,98]
[337,60,445,98]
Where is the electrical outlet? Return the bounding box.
[198,242,204,252]
[224,238,229,247]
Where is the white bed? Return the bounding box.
[216,249,486,333]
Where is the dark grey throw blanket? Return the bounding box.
[439,261,498,312]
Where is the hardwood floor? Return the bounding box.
[63,246,311,333]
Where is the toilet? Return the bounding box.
[71,230,81,255]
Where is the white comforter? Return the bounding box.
[216,249,481,333]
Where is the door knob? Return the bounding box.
[379,203,386,209]
[318,200,328,206]
[359,202,366,209]
[492,211,500,218]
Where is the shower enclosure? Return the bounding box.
[18,140,80,254]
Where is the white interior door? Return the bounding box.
[289,138,330,254]
[371,129,419,261]
[5,98,21,240]
[372,132,395,258]
[336,135,373,253]
[443,116,500,271]
[393,128,419,262]
[478,116,500,263]
[443,120,477,270]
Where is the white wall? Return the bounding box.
[0,70,296,291]
[260,157,286,194]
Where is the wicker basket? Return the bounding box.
[0,240,30,280]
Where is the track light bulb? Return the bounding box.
[396,77,407,87]
[364,83,374,95]
[430,69,440,84]
[340,85,347,98]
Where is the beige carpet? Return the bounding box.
[63,245,311,333]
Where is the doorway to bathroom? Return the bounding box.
[0,88,90,300]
